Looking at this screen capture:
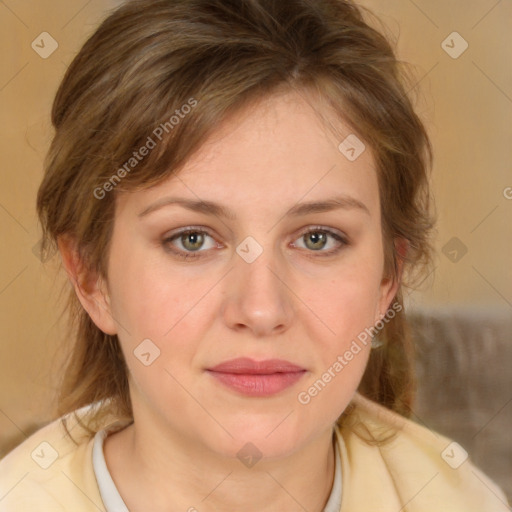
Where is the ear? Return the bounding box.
[375,237,408,322]
[57,235,118,335]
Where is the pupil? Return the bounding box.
[184,232,203,250]
[307,232,326,250]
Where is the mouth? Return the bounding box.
[206,358,307,397]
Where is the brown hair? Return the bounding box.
[37,0,435,435]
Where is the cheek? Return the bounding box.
[302,260,383,345]
[106,259,207,398]
[110,264,208,339]
[295,270,378,422]
[293,252,383,410]
[106,230,187,332]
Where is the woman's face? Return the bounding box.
[99,90,398,458]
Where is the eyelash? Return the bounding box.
[162,226,348,261]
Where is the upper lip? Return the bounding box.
[207,358,305,374]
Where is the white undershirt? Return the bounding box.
[92,427,342,512]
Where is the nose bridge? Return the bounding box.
[222,241,294,336]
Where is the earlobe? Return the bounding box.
[376,237,409,322]
[57,236,118,335]
[376,275,399,324]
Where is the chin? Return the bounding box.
[213,434,304,464]
[201,415,312,462]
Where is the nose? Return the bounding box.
[221,249,294,338]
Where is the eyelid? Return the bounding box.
[293,225,348,243]
[290,225,348,254]
[162,225,349,260]
[163,226,221,255]
[163,225,217,241]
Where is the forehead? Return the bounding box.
[117,90,380,220]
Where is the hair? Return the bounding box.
[37,0,435,437]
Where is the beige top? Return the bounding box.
[0,392,509,511]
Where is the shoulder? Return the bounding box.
[336,393,510,512]
[0,404,124,512]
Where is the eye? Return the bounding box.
[291,227,347,255]
[162,226,348,261]
[163,228,219,259]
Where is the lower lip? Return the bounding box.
[207,371,306,397]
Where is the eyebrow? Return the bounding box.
[138,194,370,219]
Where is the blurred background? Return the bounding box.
[0,0,511,503]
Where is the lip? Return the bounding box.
[206,358,307,397]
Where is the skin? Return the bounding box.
[59,89,403,512]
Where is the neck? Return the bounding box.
[104,415,337,512]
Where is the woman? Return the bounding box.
[0,0,508,510]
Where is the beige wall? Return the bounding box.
[1,0,511,456]
[359,0,512,311]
